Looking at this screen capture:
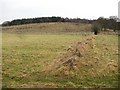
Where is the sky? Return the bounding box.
[0,0,119,24]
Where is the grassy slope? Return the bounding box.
[2,23,118,88]
[2,22,91,34]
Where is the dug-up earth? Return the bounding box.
[43,36,118,82]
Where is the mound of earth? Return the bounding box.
[43,36,118,78]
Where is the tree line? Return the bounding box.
[2,17,65,26]
[1,16,93,26]
[91,17,120,35]
[1,16,120,31]
[93,17,119,31]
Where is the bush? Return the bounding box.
[91,23,101,35]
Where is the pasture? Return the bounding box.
[2,23,118,88]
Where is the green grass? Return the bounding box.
[2,33,86,88]
[2,23,118,88]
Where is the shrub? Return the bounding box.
[91,23,101,35]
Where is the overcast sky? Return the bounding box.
[0,0,119,24]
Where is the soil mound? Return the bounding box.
[43,36,118,78]
[44,36,96,74]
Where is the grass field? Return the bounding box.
[2,23,118,88]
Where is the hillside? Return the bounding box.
[2,22,118,88]
[2,22,91,34]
